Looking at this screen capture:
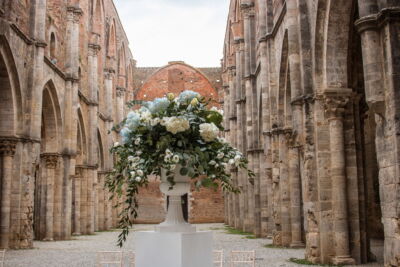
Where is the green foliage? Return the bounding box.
[288,258,343,267]
[224,225,256,239]
[106,91,255,247]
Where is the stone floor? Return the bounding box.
[3,224,384,267]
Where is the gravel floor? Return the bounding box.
[3,224,383,267]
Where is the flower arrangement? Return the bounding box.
[106,90,254,246]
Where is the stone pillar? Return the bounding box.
[116,87,126,125]
[279,129,291,246]
[72,174,81,235]
[263,131,274,238]
[286,130,305,248]
[324,93,355,265]
[41,153,59,241]
[0,139,17,248]
[271,128,282,245]
[80,167,88,234]
[88,41,100,235]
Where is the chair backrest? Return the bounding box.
[123,250,135,267]
[230,250,255,267]
[96,251,123,267]
[0,250,5,267]
[213,250,223,267]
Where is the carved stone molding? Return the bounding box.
[355,7,400,33]
[0,138,18,156]
[41,153,60,169]
[284,128,300,148]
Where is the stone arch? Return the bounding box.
[0,36,22,137]
[107,19,117,58]
[76,108,87,166]
[49,32,57,60]
[92,0,105,36]
[322,0,355,88]
[41,80,62,153]
[97,129,104,170]
[137,62,218,101]
[277,31,290,127]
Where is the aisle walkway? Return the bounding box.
[4,224,383,267]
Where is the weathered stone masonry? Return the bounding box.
[0,0,135,248]
[222,0,400,266]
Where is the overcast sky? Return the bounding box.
[113,0,230,67]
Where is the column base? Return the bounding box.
[43,238,53,241]
[332,256,355,265]
[72,232,81,236]
[290,241,305,248]
[135,231,213,267]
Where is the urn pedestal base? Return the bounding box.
[135,231,213,267]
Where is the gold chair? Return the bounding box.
[229,250,255,267]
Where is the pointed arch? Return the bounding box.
[107,19,117,58]
[0,36,22,137]
[277,31,289,127]
[318,0,355,88]
[41,80,62,153]
[97,129,105,170]
[76,108,88,165]
[92,0,105,36]
[118,43,127,76]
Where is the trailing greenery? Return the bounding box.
[106,91,254,247]
[288,258,343,267]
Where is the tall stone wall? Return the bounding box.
[222,0,400,266]
[0,0,135,249]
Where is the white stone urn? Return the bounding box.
[156,165,196,233]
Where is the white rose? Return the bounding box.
[137,170,144,176]
[172,155,180,163]
[209,160,216,165]
[135,138,141,145]
[234,155,241,161]
[199,123,219,142]
[151,118,160,126]
[215,164,219,168]
[135,177,142,182]
[133,157,140,162]
[164,155,171,162]
[114,142,120,147]
[128,156,134,162]
[130,171,136,177]
[217,153,224,159]
[165,149,173,155]
[229,159,235,165]
[136,151,143,156]
[222,163,228,169]
[165,117,190,134]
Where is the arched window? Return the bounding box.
[50,32,56,60]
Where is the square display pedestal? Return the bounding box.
[135,231,213,267]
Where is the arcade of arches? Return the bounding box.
[0,0,399,267]
[222,0,400,266]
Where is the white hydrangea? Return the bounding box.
[140,110,152,123]
[210,106,224,115]
[165,117,190,134]
[199,123,219,142]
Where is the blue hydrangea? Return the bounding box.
[126,112,140,130]
[120,127,132,144]
[148,97,170,114]
[178,90,200,103]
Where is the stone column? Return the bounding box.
[72,173,81,235]
[279,129,291,246]
[0,139,17,248]
[116,87,126,125]
[271,128,282,245]
[324,93,355,265]
[41,153,59,241]
[286,130,305,248]
[80,167,88,234]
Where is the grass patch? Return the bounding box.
[208,227,224,231]
[288,258,343,267]
[224,225,256,239]
[263,244,303,249]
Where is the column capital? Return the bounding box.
[241,2,255,18]
[41,153,60,169]
[116,87,126,97]
[0,138,17,156]
[88,43,101,55]
[322,90,352,119]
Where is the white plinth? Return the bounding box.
[135,231,213,267]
